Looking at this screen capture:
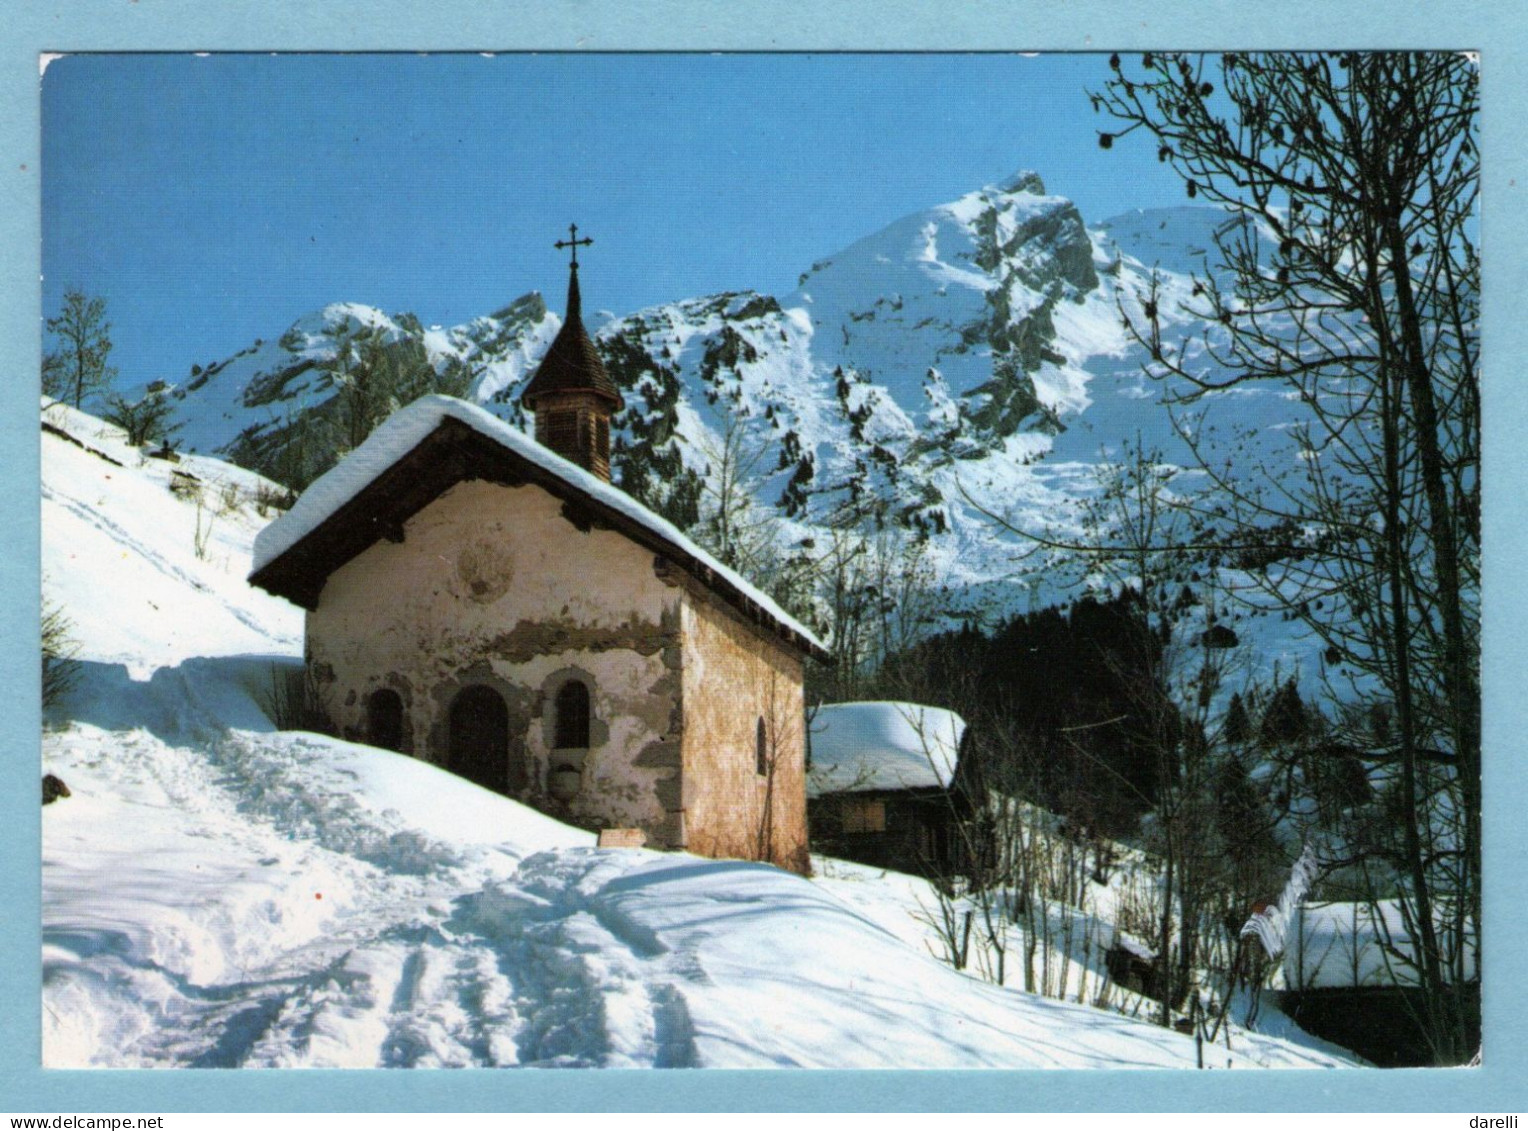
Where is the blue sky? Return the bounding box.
[42,52,1186,391]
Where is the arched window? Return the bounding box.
[755,716,768,776]
[367,688,404,752]
[554,680,591,749]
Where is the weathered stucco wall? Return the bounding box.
[677,590,809,874]
[306,478,685,842]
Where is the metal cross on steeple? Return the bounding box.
[555,223,594,269]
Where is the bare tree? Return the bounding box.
[970,434,1284,1024]
[693,407,779,577]
[103,385,180,448]
[1094,52,1479,1062]
[323,325,439,452]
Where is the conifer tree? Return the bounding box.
[1223,691,1253,746]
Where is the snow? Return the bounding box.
[807,701,965,795]
[39,403,1357,1070]
[917,216,997,292]
[1238,841,1318,963]
[1237,836,1476,996]
[42,400,302,679]
[170,298,559,460]
[1283,901,1479,991]
[251,394,825,653]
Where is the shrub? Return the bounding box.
[41,598,79,709]
[260,663,331,732]
[216,480,243,516]
[103,388,181,448]
[168,470,202,501]
[254,481,297,516]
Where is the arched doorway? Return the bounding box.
[367,688,405,752]
[448,685,521,794]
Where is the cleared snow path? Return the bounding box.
[45,715,589,1068]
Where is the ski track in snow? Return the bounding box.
[44,713,711,1069]
[44,480,219,606]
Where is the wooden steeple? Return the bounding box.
[520,225,624,481]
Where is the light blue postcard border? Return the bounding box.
[3,0,1524,1113]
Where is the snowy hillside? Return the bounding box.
[174,293,558,456]
[41,399,303,678]
[39,404,1353,1069]
[167,294,558,494]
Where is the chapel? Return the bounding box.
[249,236,825,873]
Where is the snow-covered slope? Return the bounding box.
[169,294,558,491]
[175,294,558,453]
[41,400,303,679]
[39,404,1353,1069]
[786,170,1107,422]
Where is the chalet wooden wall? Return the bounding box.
[1277,984,1481,1067]
[808,787,954,878]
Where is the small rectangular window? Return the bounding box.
[841,798,886,834]
[555,680,591,749]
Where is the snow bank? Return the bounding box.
[807,701,965,795]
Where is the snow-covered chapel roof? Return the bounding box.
[249,395,828,660]
[807,701,966,797]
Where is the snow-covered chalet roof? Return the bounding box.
[807,701,966,797]
[249,395,827,660]
[1281,901,1478,991]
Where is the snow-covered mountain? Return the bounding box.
[170,293,557,491]
[163,173,1317,654]
[39,401,1353,1069]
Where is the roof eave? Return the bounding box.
[249,417,829,663]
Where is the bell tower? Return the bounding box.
[519,225,625,481]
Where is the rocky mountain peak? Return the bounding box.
[164,171,1268,623]
[998,169,1047,195]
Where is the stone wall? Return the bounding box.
[677,589,810,874]
[305,478,684,841]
